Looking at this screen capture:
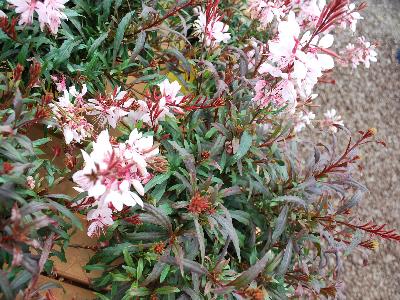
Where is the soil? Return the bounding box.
[317,1,400,298]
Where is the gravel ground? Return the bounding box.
[317,1,400,298]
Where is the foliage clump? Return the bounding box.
[0,0,396,299]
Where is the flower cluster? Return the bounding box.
[72,130,158,236]
[49,85,93,144]
[247,0,377,133]
[2,0,397,298]
[193,1,231,48]
[7,0,68,34]
[342,36,378,68]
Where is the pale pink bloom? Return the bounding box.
[87,206,114,237]
[87,87,134,128]
[294,0,326,27]
[126,99,151,125]
[36,0,68,34]
[51,74,66,92]
[193,7,230,47]
[26,176,35,189]
[323,109,344,133]
[0,10,6,18]
[252,78,297,109]
[248,0,287,28]
[157,79,185,116]
[50,88,93,144]
[268,12,301,67]
[73,129,158,213]
[340,3,363,32]
[294,111,315,133]
[342,37,377,69]
[7,0,37,25]
[69,84,87,103]
[135,79,186,126]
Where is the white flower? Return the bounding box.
[294,111,315,133]
[73,128,159,226]
[324,109,344,133]
[193,7,230,47]
[50,87,93,144]
[7,0,37,25]
[36,0,68,34]
[87,86,134,128]
[248,0,287,28]
[87,206,114,237]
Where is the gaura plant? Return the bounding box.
[0,0,396,299]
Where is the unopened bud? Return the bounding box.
[147,156,169,173]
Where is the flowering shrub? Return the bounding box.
[0,0,398,299]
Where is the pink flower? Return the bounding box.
[323,109,344,133]
[341,37,377,69]
[248,0,287,28]
[193,6,230,48]
[26,176,35,189]
[87,87,134,128]
[87,206,114,237]
[252,78,297,109]
[340,3,363,32]
[157,79,185,116]
[73,129,158,213]
[294,111,315,133]
[49,86,93,144]
[51,74,66,92]
[36,0,68,34]
[7,0,37,25]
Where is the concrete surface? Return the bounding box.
[317,0,400,298]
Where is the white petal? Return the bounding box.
[132,179,144,196]
[130,191,143,207]
[317,54,334,70]
[318,34,334,48]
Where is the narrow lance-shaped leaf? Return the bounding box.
[88,31,109,56]
[112,11,134,64]
[160,256,208,275]
[272,205,289,243]
[193,217,205,265]
[212,213,241,262]
[336,190,364,214]
[130,31,146,62]
[232,131,253,162]
[276,238,293,276]
[227,245,273,288]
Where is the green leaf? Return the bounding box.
[272,205,288,243]
[47,199,83,230]
[128,287,151,296]
[0,272,14,300]
[130,31,146,62]
[53,38,82,65]
[17,43,30,65]
[88,31,109,56]
[212,211,241,262]
[136,258,144,280]
[144,172,171,193]
[232,131,253,162]
[112,11,134,64]
[276,239,293,275]
[155,286,180,295]
[123,248,134,267]
[227,247,272,288]
[160,265,170,283]
[193,217,205,265]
